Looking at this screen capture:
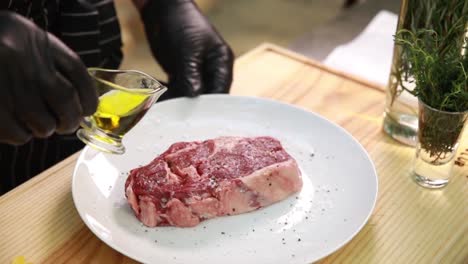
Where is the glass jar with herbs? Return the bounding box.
[383,0,468,147]
[389,0,467,188]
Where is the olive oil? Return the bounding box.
[77,68,166,154]
[91,89,152,137]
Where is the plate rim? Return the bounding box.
[72,94,379,263]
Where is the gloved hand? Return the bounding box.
[140,0,234,99]
[0,12,98,145]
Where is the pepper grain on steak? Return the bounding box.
[125,136,302,227]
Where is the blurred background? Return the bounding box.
[115,0,400,84]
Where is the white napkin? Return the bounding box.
[323,10,398,87]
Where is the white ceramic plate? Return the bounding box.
[72,95,378,264]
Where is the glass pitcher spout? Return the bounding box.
[77,68,167,154]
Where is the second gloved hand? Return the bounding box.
[140,0,234,99]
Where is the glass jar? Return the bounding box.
[383,0,419,146]
[413,100,467,188]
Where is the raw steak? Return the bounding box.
[125,136,302,227]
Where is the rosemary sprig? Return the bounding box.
[394,5,467,112]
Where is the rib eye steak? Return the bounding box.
[125,136,302,227]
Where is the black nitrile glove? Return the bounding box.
[140,0,234,100]
[0,12,98,145]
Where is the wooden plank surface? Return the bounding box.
[0,43,466,264]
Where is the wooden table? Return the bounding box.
[1,44,467,264]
